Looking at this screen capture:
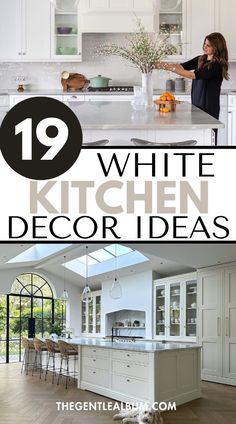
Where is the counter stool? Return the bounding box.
[57,340,78,389]
[21,337,35,375]
[44,339,61,384]
[83,139,109,146]
[130,138,197,146]
[32,338,48,379]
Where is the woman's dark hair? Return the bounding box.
[199,32,229,80]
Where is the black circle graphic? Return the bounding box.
[0,97,82,180]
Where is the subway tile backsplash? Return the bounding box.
[0,33,236,90]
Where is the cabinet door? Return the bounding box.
[227,96,236,146]
[169,282,181,337]
[154,284,167,338]
[51,0,82,60]
[198,270,223,378]
[215,0,236,60]
[223,267,236,379]
[185,279,197,338]
[188,0,215,58]
[24,0,51,60]
[158,0,187,58]
[0,0,22,60]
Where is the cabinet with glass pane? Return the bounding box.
[81,290,101,336]
[154,273,197,341]
[158,0,187,58]
[51,0,82,61]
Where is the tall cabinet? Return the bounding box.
[81,290,101,337]
[198,264,236,385]
[154,272,197,341]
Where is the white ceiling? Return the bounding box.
[0,243,236,290]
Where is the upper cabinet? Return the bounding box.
[0,0,51,61]
[158,0,187,58]
[154,272,197,341]
[214,0,236,60]
[78,0,156,32]
[51,0,82,61]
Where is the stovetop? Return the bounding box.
[88,86,133,92]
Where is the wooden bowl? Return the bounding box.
[154,99,182,112]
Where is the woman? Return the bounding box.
[155,33,229,144]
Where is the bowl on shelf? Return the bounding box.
[57,27,72,34]
[57,47,77,55]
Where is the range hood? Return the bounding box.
[78,0,157,33]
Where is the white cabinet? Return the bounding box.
[51,0,82,61]
[85,95,133,102]
[198,264,236,385]
[215,0,236,61]
[81,346,109,388]
[81,290,101,336]
[154,272,197,341]
[0,0,51,61]
[78,0,156,32]
[227,95,236,146]
[9,94,63,108]
[158,0,187,58]
[187,0,215,58]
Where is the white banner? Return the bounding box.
[0,147,235,241]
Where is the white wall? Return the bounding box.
[0,268,81,335]
[101,270,153,339]
[1,33,236,90]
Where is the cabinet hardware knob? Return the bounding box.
[93,371,96,374]
[18,52,21,55]
[22,52,26,55]
[127,365,130,368]
[93,359,96,362]
[126,354,130,357]
[127,379,130,382]
[93,349,96,352]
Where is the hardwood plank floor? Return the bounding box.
[0,364,236,424]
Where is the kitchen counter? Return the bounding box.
[68,100,222,146]
[66,337,201,353]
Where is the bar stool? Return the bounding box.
[57,340,78,389]
[130,138,197,146]
[32,338,48,379]
[44,339,61,384]
[83,139,109,146]
[21,337,35,375]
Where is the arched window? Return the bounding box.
[11,273,53,298]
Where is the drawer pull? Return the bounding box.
[126,354,130,357]
[93,349,96,352]
[93,359,96,362]
[93,371,96,374]
[127,365,130,368]
[126,379,130,382]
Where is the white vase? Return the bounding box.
[141,72,153,107]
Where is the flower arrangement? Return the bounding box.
[98,19,177,74]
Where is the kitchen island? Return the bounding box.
[67,100,223,146]
[69,338,201,406]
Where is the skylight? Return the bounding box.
[64,244,148,277]
[7,244,71,263]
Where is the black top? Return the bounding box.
[181,56,223,119]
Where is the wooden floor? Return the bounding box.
[0,363,236,424]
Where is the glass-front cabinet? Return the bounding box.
[51,0,82,60]
[154,273,197,341]
[81,290,101,336]
[158,0,186,58]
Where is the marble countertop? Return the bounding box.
[63,337,201,352]
[68,101,224,130]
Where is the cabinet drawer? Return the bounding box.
[83,356,109,370]
[0,96,8,107]
[112,360,148,379]
[111,374,148,399]
[111,350,149,364]
[82,346,109,358]
[82,367,109,386]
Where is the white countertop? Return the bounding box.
[1,88,236,95]
[62,337,201,352]
[68,101,224,130]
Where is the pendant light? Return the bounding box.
[109,245,122,299]
[81,246,92,303]
[61,255,69,301]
